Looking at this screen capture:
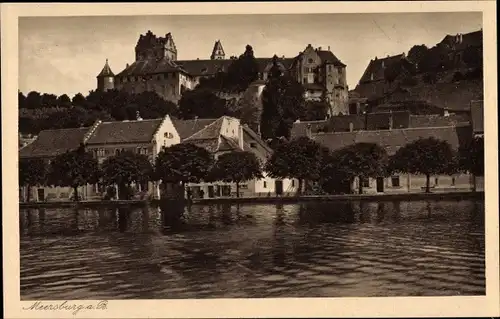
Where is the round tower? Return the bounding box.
[96,59,115,92]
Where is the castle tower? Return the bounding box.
[210,40,225,60]
[163,32,177,61]
[96,59,115,92]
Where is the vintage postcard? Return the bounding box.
[2,1,499,318]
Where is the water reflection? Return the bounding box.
[20,199,485,299]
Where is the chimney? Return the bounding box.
[318,46,322,51]
[349,122,354,132]
[238,124,244,150]
[363,111,368,130]
[328,46,330,51]
[257,123,261,137]
[306,124,312,138]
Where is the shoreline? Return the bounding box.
[19,190,484,209]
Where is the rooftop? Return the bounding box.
[19,127,90,158]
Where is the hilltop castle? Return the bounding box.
[96,30,349,116]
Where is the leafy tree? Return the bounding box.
[407,44,429,66]
[155,143,214,197]
[101,151,153,200]
[19,91,26,109]
[210,151,263,197]
[335,143,389,194]
[72,93,87,108]
[178,88,229,119]
[419,45,453,73]
[40,93,58,108]
[463,46,483,68]
[318,151,352,194]
[226,44,259,92]
[25,91,42,109]
[458,136,484,191]
[303,100,329,121]
[261,72,306,140]
[57,94,72,107]
[389,137,457,193]
[48,146,100,201]
[19,158,48,202]
[265,136,328,195]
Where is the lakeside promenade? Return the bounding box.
[19,190,485,209]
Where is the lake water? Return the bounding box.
[20,199,485,299]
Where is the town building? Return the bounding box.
[96,30,349,116]
[19,115,297,202]
[19,127,95,202]
[291,103,484,194]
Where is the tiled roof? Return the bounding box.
[316,50,346,67]
[312,124,472,156]
[116,59,184,77]
[353,80,393,101]
[97,59,115,77]
[440,30,483,51]
[470,100,484,133]
[383,80,484,111]
[409,114,470,128]
[19,127,90,158]
[175,59,233,76]
[184,117,225,141]
[358,54,405,84]
[86,119,163,145]
[183,138,220,153]
[171,118,218,140]
[241,125,273,163]
[218,135,240,152]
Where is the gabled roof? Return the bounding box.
[358,54,405,84]
[183,117,225,141]
[183,138,221,153]
[316,50,346,67]
[19,127,90,158]
[440,30,483,51]
[409,114,470,128]
[86,119,163,145]
[171,118,218,140]
[241,125,273,162]
[211,40,225,59]
[470,100,484,133]
[312,124,472,156]
[97,59,115,78]
[116,58,185,77]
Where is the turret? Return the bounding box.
[96,59,115,92]
[210,40,225,60]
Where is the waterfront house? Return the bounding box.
[174,116,297,198]
[19,127,94,202]
[307,124,482,194]
[84,114,179,199]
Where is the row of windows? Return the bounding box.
[93,147,149,157]
[361,176,457,187]
[116,73,178,84]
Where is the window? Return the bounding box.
[308,58,314,63]
[435,177,439,186]
[115,149,120,155]
[451,177,456,186]
[291,180,295,187]
[250,142,257,148]
[338,68,343,74]
[303,77,307,84]
[142,148,148,155]
[362,177,370,188]
[263,181,267,188]
[391,176,400,187]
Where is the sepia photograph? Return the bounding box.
[2,1,499,318]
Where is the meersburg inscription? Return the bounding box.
[22,301,108,315]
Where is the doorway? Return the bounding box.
[208,186,215,198]
[376,177,385,193]
[275,180,283,196]
[37,188,45,202]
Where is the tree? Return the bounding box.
[335,143,389,194]
[101,151,153,200]
[57,94,72,108]
[264,136,328,195]
[458,136,484,191]
[178,88,229,119]
[25,91,42,109]
[48,146,100,201]
[407,44,429,66]
[261,74,306,140]
[19,158,48,202]
[72,93,87,108]
[226,44,259,92]
[318,151,352,194]
[389,137,457,193]
[19,91,26,109]
[303,100,329,121]
[40,93,58,108]
[210,151,263,197]
[155,143,214,198]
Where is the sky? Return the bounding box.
[19,12,482,97]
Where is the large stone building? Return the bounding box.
[96,30,349,116]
